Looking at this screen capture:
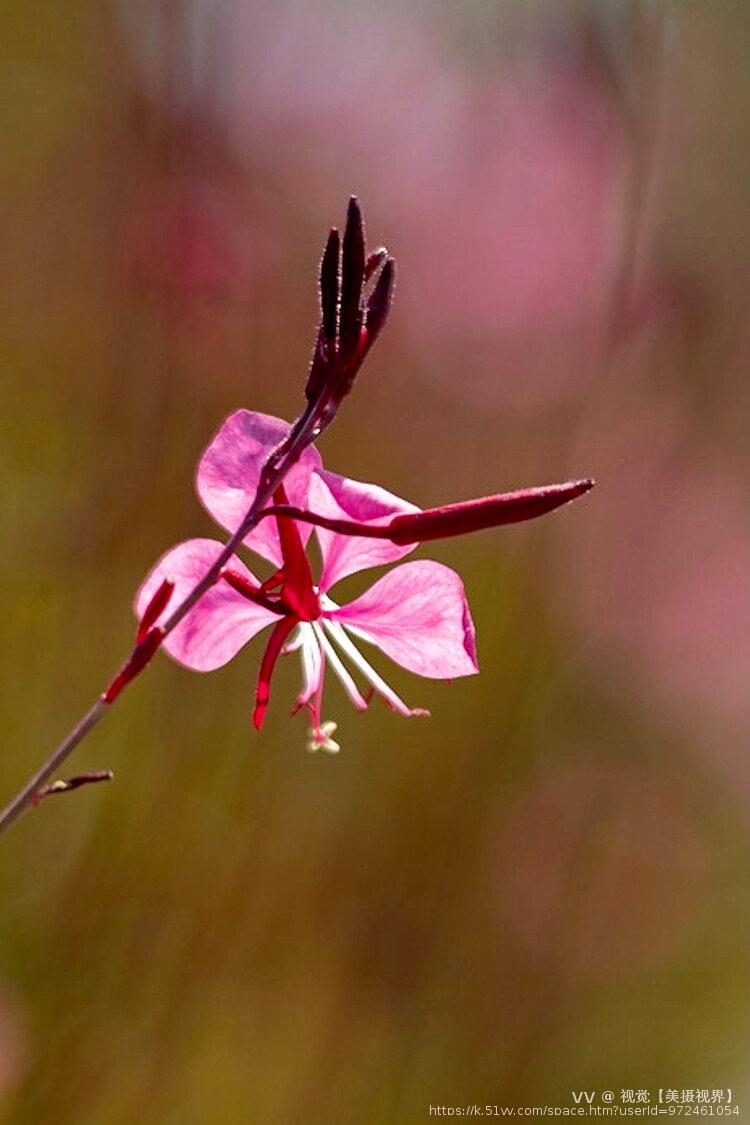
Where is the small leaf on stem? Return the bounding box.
[34,770,114,804]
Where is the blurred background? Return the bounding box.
[0,1,747,1121]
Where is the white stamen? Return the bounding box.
[319,595,377,650]
[321,619,429,719]
[296,622,323,706]
[311,622,368,711]
[319,596,377,647]
[282,626,305,655]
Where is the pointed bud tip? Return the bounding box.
[364,247,388,281]
[378,257,396,290]
[387,479,595,544]
[364,257,396,329]
[346,196,363,226]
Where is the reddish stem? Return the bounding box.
[0,410,323,835]
[0,198,397,837]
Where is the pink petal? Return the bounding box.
[135,539,278,671]
[311,469,420,591]
[329,560,478,679]
[196,410,322,566]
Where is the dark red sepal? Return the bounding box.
[252,616,299,730]
[102,627,164,704]
[137,577,175,642]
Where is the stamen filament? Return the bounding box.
[311,622,369,711]
[311,649,325,731]
[321,619,427,718]
[297,623,324,707]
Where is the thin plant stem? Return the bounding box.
[0,415,318,838]
[0,700,109,834]
[0,198,392,836]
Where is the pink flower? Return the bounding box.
[135,409,591,751]
[136,410,472,750]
